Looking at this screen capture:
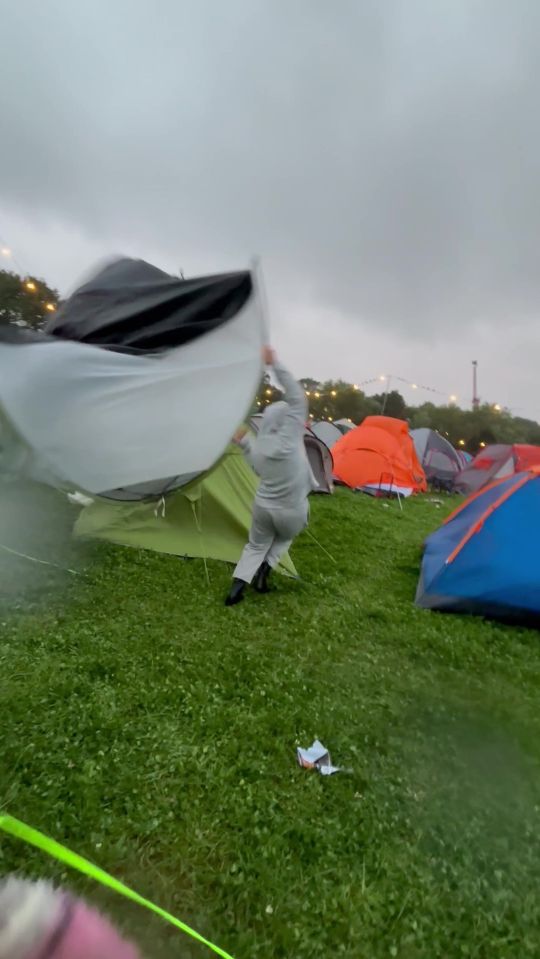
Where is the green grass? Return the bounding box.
[1,489,540,958]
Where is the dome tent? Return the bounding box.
[332,416,427,496]
[311,420,343,449]
[411,428,463,489]
[75,446,297,576]
[453,444,540,495]
[416,468,540,625]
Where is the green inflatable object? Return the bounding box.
[74,446,297,577]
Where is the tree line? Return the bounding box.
[0,268,60,329]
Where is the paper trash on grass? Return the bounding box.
[297,739,341,775]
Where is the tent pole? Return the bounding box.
[251,256,271,344]
[381,375,392,414]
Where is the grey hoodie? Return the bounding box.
[240,362,316,509]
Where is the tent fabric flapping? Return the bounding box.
[332,416,427,496]
[411,428,463,488]
[0,258,264,497]
[249,415,334,494]
[46,258,253,353]
[453,443,540,495]
[74,446,297,577]
[416,468,540,625]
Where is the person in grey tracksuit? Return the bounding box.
[225,348,316,606]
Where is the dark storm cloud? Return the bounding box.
[1,0,540,336]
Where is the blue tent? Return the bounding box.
[416,469,540,625]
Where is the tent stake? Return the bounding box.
[190,501,211,587]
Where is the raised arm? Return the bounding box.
[264,348,307,424]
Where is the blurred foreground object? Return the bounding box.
[0,875,142,959]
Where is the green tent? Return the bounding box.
[74,446,297,577]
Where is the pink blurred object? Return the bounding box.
[0,876,143,959]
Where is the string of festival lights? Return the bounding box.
[257,373,462,426]
[266,373,459,408]
[302,375,457,404]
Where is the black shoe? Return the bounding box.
[225,579,246,606]
[253,561,272,594]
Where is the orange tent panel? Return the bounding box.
[332,415,427,493]
[513,445,540,471]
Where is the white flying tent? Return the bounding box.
[0,258,265,497]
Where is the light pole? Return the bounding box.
[381,375,392,414]
[472,361,479,410]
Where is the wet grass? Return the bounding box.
[1,489,540,958]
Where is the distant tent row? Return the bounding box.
[417,467,540,625]
[311,416,476,495]
[312,418,540,499]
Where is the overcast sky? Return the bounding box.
[1,0,539,417]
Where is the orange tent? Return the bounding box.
[332,415,427,495]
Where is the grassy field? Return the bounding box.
[1,487,540,958]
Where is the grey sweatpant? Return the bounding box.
[233,501,309,583]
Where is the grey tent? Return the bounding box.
[411,428,463,489]
[334,418,356,434]
[311,420,343,449]
[249,415,334,494]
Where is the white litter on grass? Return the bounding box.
[297,739,341,776]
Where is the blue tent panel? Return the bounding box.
[416,472,540,625]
